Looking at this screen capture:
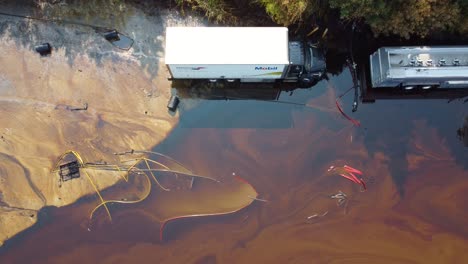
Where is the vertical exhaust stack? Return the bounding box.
[167,95,180,112]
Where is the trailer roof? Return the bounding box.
[165,27,290,65]
[379,46,468,68]
[376,46,468,79]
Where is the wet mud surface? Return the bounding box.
[0,0,205,246]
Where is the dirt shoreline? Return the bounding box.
[0,1,205,246]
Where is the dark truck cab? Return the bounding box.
[284,41,326,87]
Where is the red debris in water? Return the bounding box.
[336,99,361,127]
[329,165,367,190]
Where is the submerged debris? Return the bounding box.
[306,211,328,221]
[100,29,134,50]
[69,102,88,111]
[307,214,319,220]
[330,190,347,206]
[55,151,84,188]
[103,29,120,42]
[113,149,135,155]
[54,102,88,111]
[59,160,80,182]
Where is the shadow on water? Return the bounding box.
[351,26,468,191]
[330,23,468,194]
[458,116,468,147]
[167,24,468,193]
[359,95,467,195]
[357,89,468,195]
[171,80,316,129]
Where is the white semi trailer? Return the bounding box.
[164,27,326,87]
[370,46,468,89]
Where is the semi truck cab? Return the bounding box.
[285,41,326,87]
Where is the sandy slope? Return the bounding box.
[0,24,177,246]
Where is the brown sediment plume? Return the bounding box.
[401,120,468,237]
[0,36,177,246]
[406,119,455,170]
[155,175,258,241]
[1,97,468,263]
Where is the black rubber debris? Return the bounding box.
[35,43,52,56]
[167,95,180,112]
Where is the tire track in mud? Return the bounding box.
[0,152,47,207]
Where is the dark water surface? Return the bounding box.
[1,69,467,263]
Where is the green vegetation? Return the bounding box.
[174,0,236,23]
[328,0,465,38]
[174,0,468,39]
[256,0,312,26]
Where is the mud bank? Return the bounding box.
[0,1,205,246]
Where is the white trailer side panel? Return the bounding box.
[168,64,287,80]
[165,27,290,65]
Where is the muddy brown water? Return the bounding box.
[0,72,467,263]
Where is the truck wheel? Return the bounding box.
[420,85,435,90]
[298,77,318,88]
[403,85,415,90]
[224,79,240,88]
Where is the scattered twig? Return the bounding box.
[248,196,269,203]
[307,214,319,220]
[69,102,88,111]
[306,211,329,221]
[113,149,135,155]
[307,26,319,36]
